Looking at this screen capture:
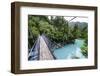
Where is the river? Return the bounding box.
[53,39,86,59]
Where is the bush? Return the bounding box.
[81,43,88,57]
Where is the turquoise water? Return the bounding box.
[53,39,85,59]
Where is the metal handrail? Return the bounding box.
[28,35,40,60]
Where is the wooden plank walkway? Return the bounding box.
[39,36,54,60]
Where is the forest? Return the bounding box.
[28,15,88,57]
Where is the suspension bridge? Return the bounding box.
[28,34,56,60]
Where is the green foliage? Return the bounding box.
[80,26,88,38]
[81,43,88,57]
[31,26,39,37]
[72,24,81,39]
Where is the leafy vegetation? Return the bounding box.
[28,15,88,57]
[81,42,88,58]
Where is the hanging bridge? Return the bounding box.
[28,34,57,60]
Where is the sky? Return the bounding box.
[64,16,88,23]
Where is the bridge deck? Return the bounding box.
[39,36,54,60]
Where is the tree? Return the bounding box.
[72,24,81,39]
